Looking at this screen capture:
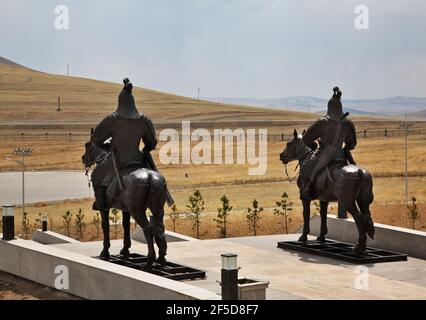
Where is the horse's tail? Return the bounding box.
[143,172,153,213]
[355,168,363,200]
[356,168,375,240]
[156,174,167,209]
[162,181,168,207]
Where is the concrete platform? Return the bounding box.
[0,237,218,300]
[53,234,426,300]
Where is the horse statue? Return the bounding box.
[280,129,375,253]
[82,139,168,269]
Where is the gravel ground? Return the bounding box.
[0,271,81,300]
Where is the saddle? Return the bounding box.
[106,162,151,210]
[315,162,345,189]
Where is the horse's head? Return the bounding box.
[280,129,318,164]
[81,128,111,168]
[82,141,97,168]
[280,129,302,164]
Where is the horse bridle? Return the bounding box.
[284,138,311,182]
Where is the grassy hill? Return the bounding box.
[0,58,313,125]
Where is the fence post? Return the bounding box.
[69,132,72,141]
[384,129,387,137]
[364,130,367,138]
[281,133,284,141]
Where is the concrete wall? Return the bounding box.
[306,215,426,259]
[132,226,198,243]
[0,238,218,300]
[32,230,80,245]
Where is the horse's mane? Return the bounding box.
[296,138,318,161]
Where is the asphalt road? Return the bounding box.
[0,171,93,205]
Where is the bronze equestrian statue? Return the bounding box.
[82,78,171,269]
[280,87,375,253]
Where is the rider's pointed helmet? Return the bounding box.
[115,78,140,119]
[326,86,344,121]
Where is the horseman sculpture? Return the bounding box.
[91,78,156,211]
[280,86,375,254]
[82,78,172,269]
[300,87,357,200]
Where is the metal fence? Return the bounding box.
[0,128,425,142]
[0,132,89,142]
[269,128,426,142]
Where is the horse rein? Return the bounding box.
[85,167,92,188]
[284,163,299,182]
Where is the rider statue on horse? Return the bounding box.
[300,86,357,200]
[280,86,374,253]
[90,78,157,211]
[83,78,170,266]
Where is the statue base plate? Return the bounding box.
[94,253,206,281]
[277,239,408,264]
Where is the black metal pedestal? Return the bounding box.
[277,239,408,264]
[94,253,206,281]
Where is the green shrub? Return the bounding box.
[246,199,263,236]
[186,190,204,239]
[214,195,233,238]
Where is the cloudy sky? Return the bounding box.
[1,0,425,99]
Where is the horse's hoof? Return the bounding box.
[146,254,156,267]
[298,234,308,242]
[142,264,153,272]
[120,248,130,258]
[100,250,110,261]
[354,244,366,255]
[156,256,167,267]
[316,235,326,242]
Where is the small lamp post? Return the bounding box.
[42,215,48,232]
[2,205,15,240]
[5,147,32,233]
[221,253,238,300]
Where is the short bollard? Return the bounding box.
[2,205,15,240]
[42,215,48,232]
[221,253,238,300]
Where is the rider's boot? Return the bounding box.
[93,184,108,211]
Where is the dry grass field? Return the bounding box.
[0,62,312,125]
[1,58,425,241]
[6,135,426,240]
[11,174,426,242]
[1,60,421,136]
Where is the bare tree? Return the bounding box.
[407,197,420,230]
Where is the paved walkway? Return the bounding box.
[53,234,426,300]
[0,171,92,205]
